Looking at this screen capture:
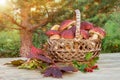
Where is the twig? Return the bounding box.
[2,13,25,29]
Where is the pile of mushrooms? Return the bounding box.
[46,20,106,40]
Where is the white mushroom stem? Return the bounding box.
[90,34,99,40]
[50,35,60,40]
[51,25,60,30]
[67,26,73,29]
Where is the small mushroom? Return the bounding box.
[51,24,60,30]
[89,27,106,40]
[59,20,76,31]
[81,21,94,30]
[46,30,59,37]
[61,30,74,39]
[80,30,89,39]
[50,34,60,40]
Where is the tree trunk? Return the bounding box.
[20,29,33,57]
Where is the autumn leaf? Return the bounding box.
[4,59,25,66]
[43,65,77,78]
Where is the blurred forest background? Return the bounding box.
[0,0,120,57]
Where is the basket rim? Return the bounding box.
[47,38,101,42]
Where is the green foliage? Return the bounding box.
[73,60,87,72]
[72,53,99,72]
[33,23,53,48]
[0,30,20,57]
[85,52,92,61]
[86,13,108,27]
[33,29,48,48]
[72,57,99,72]
[102,12,120,53]
[90,57,99,66]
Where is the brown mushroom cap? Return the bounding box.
[81,21,94,30]
[59,20,76,31]
[69,26,76,35]
[80,30,89,39]
[89,27,106,39]
[46,30,59,37]
[61,30,74,39]
[69,26,89,39]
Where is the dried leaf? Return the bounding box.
[18,59,46,70]
[37,55,52,63]
[5,59,25,66]
[28,45,46,59]
[44,66,62,78]
[43,64,78,78]
[52,67,62,78]
[31,45,44,55]
[44,67,53,77]
[60,66,77,72]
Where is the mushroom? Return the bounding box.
[81,21,94,30]
[59,20,76,31]
[80,30,89,39]
[61,30,74,39]
[89,27,106,40]
[69,27,89,39]
[50,34,60,40]
[69,26,76,35]
[51,24,60,30]
[46,30,59,37]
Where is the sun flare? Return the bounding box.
[0,0,6,6]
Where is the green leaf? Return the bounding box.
[72,60,87,72]
[72,60,78,65]
[79,64,87,72]
[72,60,80,68]
[94,57,99,61]
[90,57,99,66]
[85,53,93,61]
[90,60,96,66]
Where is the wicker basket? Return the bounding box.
[47,10,101,62]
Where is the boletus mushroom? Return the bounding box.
[69,26,76,34]
[81,21,94,30]
[61,30,74,39]
[89,27,106,40]
[80,30,89,39]
[59,20,76,31]
[50,34,60,40]
[46,30,59,37]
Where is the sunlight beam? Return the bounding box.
[0,0,7,6]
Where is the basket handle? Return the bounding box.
[75,9,81,38]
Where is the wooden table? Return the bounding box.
[0,53,120,80]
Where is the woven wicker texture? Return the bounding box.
[47,39,101,62]
[47,10,102,62]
